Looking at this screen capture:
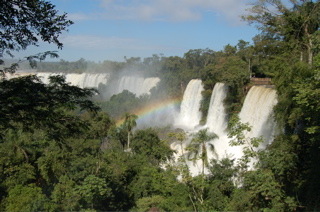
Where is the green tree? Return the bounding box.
[51,176,80,211]
[227,115,263,169]
[156,56,185,98]
[121,112,138,149]
[134,195,165,212]
[206,158,239,211]
[168,130,187,155]
[243,0,320,66]
[186,128,218,175]
[82,111,114,140]
[0,75,104,209]
[237,39,255,78]
[0,0,73,75]
[74,175,112,210]
[129,165,191,211]
[99,90,141,119]
[227,169,296,211]
[224,44,237,57]
[284,57,320,209]
[226,114,298,211]
[131,128,174,165]
[0,75,100,140]
[4,184,57,211]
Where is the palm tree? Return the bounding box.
[121,112,138,149]
[187,128,218,175]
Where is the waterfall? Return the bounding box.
[173,81,278,175]
[35,72,110,88]
[206,83,228,135]
[111,76,160,97]
[14,72,160,98]
[174,79,204,130]
[65,73,109,88]
[36,72,58,84]
[206,85,278,165]
[238,86,278,148]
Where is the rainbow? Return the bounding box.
[115,97,182,127]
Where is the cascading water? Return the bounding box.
[204,82,241,167]
[14,72,160,98]
[111,76,160,97]
[172,81,278,175]
[35,72,110,88]
[65,73,109,88]
[238,86,278,148]
[206,83,229,134]
[207,85,278,167]
[174,79,204,130]
[35,72,58,84]
[170,79,204,175]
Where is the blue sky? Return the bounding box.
[20,0,260,62]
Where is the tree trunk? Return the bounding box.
[308,42,313,67]
[249,58,252,78]
[180,141,184,155]
[305,24,313,67]
[127,131,130,149]
[202,142,205,175]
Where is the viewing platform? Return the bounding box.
[251,77,272,85]
[245,78,274,92]
[250,77,274,88]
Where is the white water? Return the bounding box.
[35,72,110,88]
[174,79,204,130]
[238,86,278,148]
[204,83,241,171]
[206,83,229,134]
[209,86,278,165]
[10,72,160,98]
[110,76,160,97]
[172,82,278,175]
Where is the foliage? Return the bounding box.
[4,184,57,212]
[73,175,112,210]
[121,112,138,149]
[186,128,218,175]
[0,75,99,140]
[98,90,147,120]
[131,128,174,165]
[1,0,72,54]
[206,158,239,211]
[243,0,320,66]
[37,58,88,73]
[0,0,73,75]
[227,169,297,212]
[134,195,166,212]
[167,130,187,155]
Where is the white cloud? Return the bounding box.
[96,0,250,24]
